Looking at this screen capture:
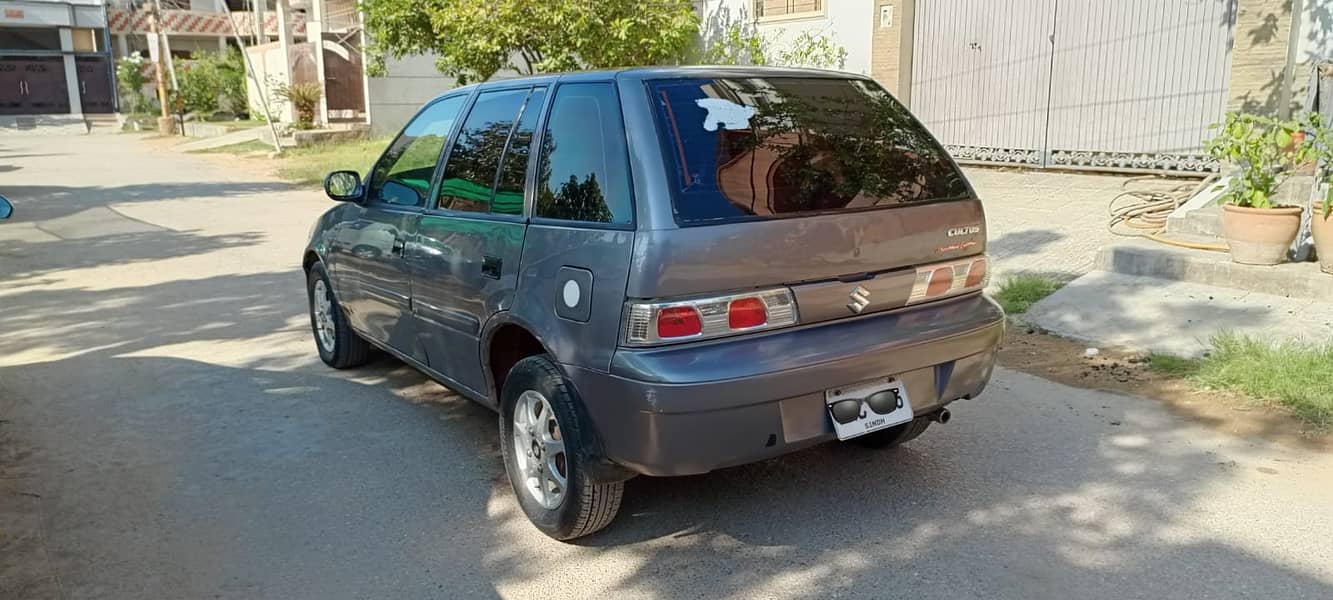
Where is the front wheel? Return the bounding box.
[307,262,374,369]
[500,355,622,540]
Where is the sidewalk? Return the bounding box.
[966,167,1127,282]
[969,166,1333,356]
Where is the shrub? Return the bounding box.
[216,47,248,116]
[275,82,323,129]
[177,53,222,114]
[115,54,152,114]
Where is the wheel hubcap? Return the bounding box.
[312,279,336,353]
[512,390,567,510]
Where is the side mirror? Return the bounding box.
[0,195,11,220]
[324,170,363,202]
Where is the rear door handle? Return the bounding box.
[481,255,502,279]
[391,238,405,255]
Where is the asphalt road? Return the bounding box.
[2,135,1331,600]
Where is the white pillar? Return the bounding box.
[309,0,327,125]
[218,36,227,53]
[358,22,370,125]
[59,28,83,116]
[117,33,129,58]
[275,0,294,122]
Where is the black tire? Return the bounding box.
[851,416,932,449]
[499,355,622,541]
[306,262,374,369]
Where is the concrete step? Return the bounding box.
[1024,270,1333,357]
[1096,238,1333,301]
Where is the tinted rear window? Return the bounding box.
[649,77,971,225]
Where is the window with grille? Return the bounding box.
[754,0,823,20]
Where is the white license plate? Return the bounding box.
[825,377,914,440]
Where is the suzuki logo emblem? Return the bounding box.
[848,285,871,314]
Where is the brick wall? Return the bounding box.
[869,0,913,103]
[1227,0,1296,115]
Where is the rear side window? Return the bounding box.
[492,88,546,216]
[534,83,633,225]
[649,77,971,225]
[437,88,529,213]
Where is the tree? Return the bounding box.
[698,23,848,70]
[361,0,700,84]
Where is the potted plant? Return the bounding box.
[1299,112,1333,274]
[1205,113,1309,265]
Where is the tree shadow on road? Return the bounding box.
[0,182,297,223]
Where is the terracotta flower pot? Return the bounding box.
[1313,202,1333,274]
[1220,203,1303,265]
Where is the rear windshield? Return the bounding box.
[648,77,971,225]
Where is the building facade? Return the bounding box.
[0,0,115,131]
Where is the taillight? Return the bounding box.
[908,256,989,305]
[728,297,767,329]
[624,288,797,346]
[657,306,703,338]
[964,258,988,288]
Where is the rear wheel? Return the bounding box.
[500,355,622,540]
[852,417,932,449]
[307,262,373,369]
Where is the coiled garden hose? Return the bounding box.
[1108,174,1230,252]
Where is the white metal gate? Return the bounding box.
[911,0,1237,173]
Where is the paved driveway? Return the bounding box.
[1,135,1330,599]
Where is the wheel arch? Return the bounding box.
[481,313,553,407]
[302,248,321,273]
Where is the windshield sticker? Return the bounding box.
[695,98,756,131]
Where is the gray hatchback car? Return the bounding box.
[304,66,1004,540]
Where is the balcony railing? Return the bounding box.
[107,7,307,37]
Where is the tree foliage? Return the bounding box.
[175,49,248,116]
[698,23,847,70]
[360,0,700,84]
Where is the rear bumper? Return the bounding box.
[565,294,1005,476]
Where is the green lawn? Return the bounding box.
[993,274,1065,314]
[273,139,390,185]
[1149,333,1333,427]
[193,137,390,186]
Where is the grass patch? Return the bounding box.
[994,274,1064,314]
[1148,334,1333,427]
[1190,333,1333,427]
[274,139,390,185]
[189,137,390,185]
[1146,353,1200,377]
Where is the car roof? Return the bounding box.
[429,65,872,103]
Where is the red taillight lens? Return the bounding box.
[927,267,955,297]
[965,258,988,288]
[656,306,703,338]
[728,297,768,329]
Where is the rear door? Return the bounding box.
[328,94,467,354]
[633,75,986,323]
[407,86,540,393]
[506,81,637,374]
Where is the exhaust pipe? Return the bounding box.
[929,408,952,425]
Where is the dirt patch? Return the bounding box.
[998,324,1332,452]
